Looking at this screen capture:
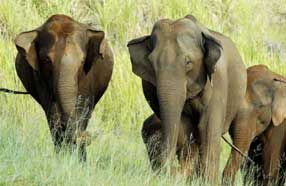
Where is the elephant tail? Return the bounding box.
[221,135,255,164]
[0,88,29,95]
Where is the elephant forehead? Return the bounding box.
[153,18,198,33]
[46,15,75,37]
[47,36,84,65]
[153,19,173,32]
[152,18,202,52]
[172,19,201,38]
[37,17,77,57]
[47,14,74,23]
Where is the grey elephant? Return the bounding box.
[14,14,114,161]
[223,65,286,185]
[127,14,247,182]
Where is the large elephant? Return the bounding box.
[223,65,286,185]
[14,14,113,161]
[127,14,247,182]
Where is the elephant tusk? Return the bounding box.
[0,88,29,94]
[221,135,255,164]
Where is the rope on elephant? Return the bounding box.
[222,135,255,164]
[0,88,29,94]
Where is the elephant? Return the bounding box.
[222,65,286,185]
[127,14,247,182]
[141,114,199,176]
[14,14,114,161]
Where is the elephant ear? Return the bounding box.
[184,14,198,22]
[253,81,272,106]
[15,30,38,70]
[185,14,222,79]
[202,32,222,81]
[127,36,155,86]
[84,29,106,74]
[272,79,286,126]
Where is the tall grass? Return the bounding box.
[0,0,286,185]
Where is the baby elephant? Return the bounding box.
[141,114,199,176]
[15,14,113,161]
[243,123,286,186]
[223,65,286,185]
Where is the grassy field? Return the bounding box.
[1,0,286,185]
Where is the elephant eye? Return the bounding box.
[186,60,192,65]
[185,59,193,72]
[184,56,192,65]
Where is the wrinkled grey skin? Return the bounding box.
[128,14,247,182]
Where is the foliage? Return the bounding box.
[0,0,286,185]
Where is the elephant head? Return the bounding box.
[249,65,286,127]
[14,14,106,116]
[128,15,221,161]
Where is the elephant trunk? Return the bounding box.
[157,74,186,164]
[56,58,80,117]
[54,59,81,147]
[57,68,78,116]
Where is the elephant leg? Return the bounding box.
[178,142,199,178]
[198,101,225,183]
[278,156,286,186]
[141,114,162,170]
[242,136,265,186]
[177,114,198,178]
[262,147,281,185]
[261,126,284,186]
[46,103,66,153]
[142,113,197,174]
[222,115,256,185]
[68,96,93,161]
[76,119,91,162]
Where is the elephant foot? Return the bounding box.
[78,145,87,162]
[76,131,92,162]
[158,164,181,177]
[222,165,237,186]
[180,159,193,178]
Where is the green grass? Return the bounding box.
[0,0,286,185]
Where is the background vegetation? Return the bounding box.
[0,0,286,185]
